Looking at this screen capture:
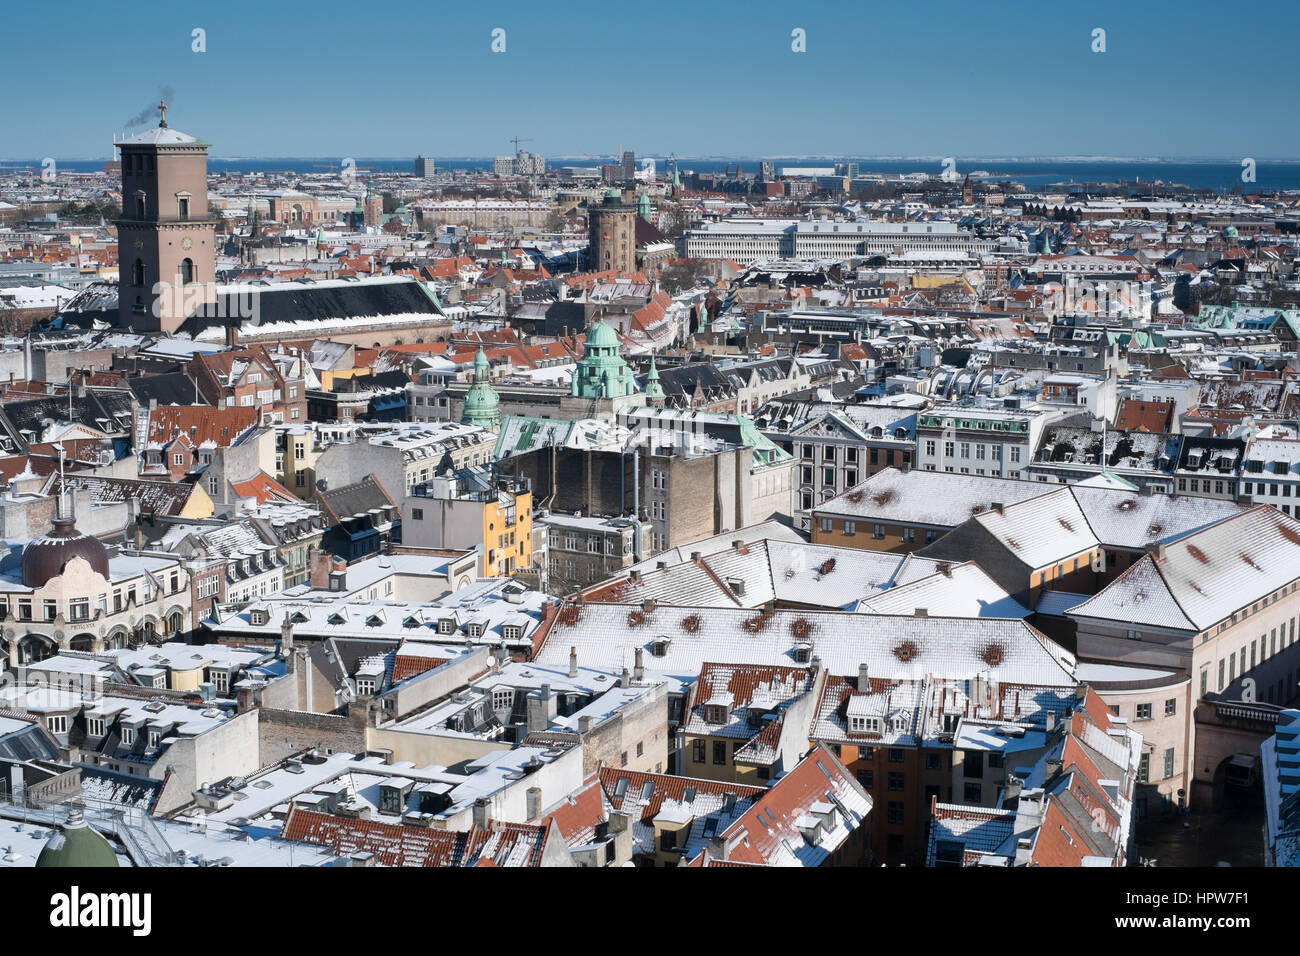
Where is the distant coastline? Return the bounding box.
[6,157,1300,191]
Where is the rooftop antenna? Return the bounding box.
[57,441,69,520]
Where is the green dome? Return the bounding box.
[461,347,501,429]
[36,809,119,868]
[1223,226,1239,239]
[586,321,619,348]
[603,188,621,204]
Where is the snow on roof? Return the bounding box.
[1069,506,1300,631]
[818,467,1047,527]
[856,562,1030,619]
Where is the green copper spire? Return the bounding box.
[643,355,665,401]
[461,347,502,430]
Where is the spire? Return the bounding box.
[157,97,168,129]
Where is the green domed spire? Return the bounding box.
[572,322,637,399]
[36,806,119,868]
[637,193,651,219]
[461,347,501,430]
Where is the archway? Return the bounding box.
[16,633,56,666]
[69,633,96,653]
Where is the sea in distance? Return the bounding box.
[13,157,1300,193]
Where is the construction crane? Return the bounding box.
[511,136,534,155]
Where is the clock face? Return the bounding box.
[181,237,193,250]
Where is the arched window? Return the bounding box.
[132,259,146,287]
[134,191,147,219]
[180,258,194,284]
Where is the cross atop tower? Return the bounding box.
[157,97,168,128]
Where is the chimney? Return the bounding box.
[620,666,631,689]
[309,548,331,588]
[526,786,542,821]
[914,607,928,617]
[990,502,1004,514]
[1139,483,1155,497]
[708,834,730,862]
[472,797,490,828]
[690,552,702,562]
[634,647,644,682]
[225,323,239,349]
[1044,757,1063,779]
[1145,542,1166,560]
[629,569,641,583]
[1045,710,1056,733]
[280,612,294,657]
[568,646,578,679]
[641,599,656,614]
[857,663,870,693]
[578,715,593,735]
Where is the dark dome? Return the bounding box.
[22,517,110,588]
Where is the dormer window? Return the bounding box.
[437,618,455,634]
[356,678,376,696]
[792,642,812,664]
[849,715,881,735]
[651,638,671,657]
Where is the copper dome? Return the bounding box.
[21,517,111,588]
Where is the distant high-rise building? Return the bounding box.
[116,99,216,333]
[759,161,776,182]
[494,156,515,176]
[515,151,545,175]
[601,164,621,185]
[622,150,635,182]
[414,155,436,178]
[588,189,636,274]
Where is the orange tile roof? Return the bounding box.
[229,471,297,504]
[147,405,259,447]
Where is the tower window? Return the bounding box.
[135,191,147,219]
[178,196,190,220]
[133,259,146,287]
[180,258,194,285]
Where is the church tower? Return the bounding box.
[116,99,216,333]
[363,179,383,229]
[588,189,635,275]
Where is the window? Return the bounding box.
[636,741,643,757]
[180,257,194,284]
[46,715,68,734]
[873,523,885,539]
[844,521,856,536]
[856,769,874,789]
[925,753,942,771]
[1163,748,1175,780]
[69,598,89,621]
[1137,753,1150,783]
[902,527,915,543]
[888,772,904,791]
[964,782,982,803]
[887,802,904,825]
[88,717,106,737]
[692,740,706,763]
[1164,698,1176,717]
[411,508,423,521]
[712,741,727,765]
[1136,703,1152,721]
[821,518,833,533]
[492,689,513,711]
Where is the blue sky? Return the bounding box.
[4,0,1298,160]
